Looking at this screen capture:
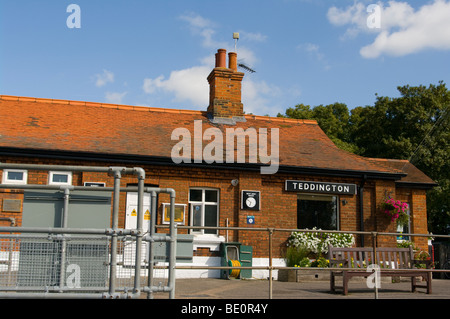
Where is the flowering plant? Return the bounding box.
[287,228,355,255]
[381,197,409,226]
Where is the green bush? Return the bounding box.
[284,245,309,267]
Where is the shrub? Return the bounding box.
[287,228,355,256]
[284,245,309,267]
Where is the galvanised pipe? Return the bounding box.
[108,168,122,296]
[148,191,157,299]
[58,187,72,291]
[168,188,177,299]
[133,167,145,295]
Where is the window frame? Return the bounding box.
[2,169,28,185]
[48,171,73,186]
[188,188,220,236]
[396,205,411,242]
[297,193,340,230]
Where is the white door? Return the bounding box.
[123,192,151,267]
[125,192,151,232]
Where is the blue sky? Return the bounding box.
[1,0,450,116]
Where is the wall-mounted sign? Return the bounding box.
[285,180,357,195]
[241,190,260,210]
[247,216,255,224]
[84,182,105,187]
[2,199,22,212]
[162,203,186,225]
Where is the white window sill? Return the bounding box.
[192,234,225,251]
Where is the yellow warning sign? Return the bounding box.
[144,209,150,220]
[131,209,137,216]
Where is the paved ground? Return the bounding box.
[151,277,450,299]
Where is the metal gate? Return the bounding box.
[0,163,178,298]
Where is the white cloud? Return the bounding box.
[328,0,450,58]
[242,78,283,116]
[143,65,210,107]
[141,13,288,115]
[297,43,330,70]
[241,31,268,43]
[179,13,226,49]
[94,69,114,87]
[105,91,127,104]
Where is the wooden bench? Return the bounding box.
[327,245,432,295]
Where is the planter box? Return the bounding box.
[278,269,330,282]
[278,269,394,283]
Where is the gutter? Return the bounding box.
[0,147,407,181]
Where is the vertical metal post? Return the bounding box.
[372,232,379,299]
[147,191,157,299]
[268,228,274,299]
[168,189,177,299]
[108,168,122,297]
[133,169,145,296]
[59,187,71,291]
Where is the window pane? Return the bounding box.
[7,171,24,181]
[204,204,218,234]
[191,204,202,232]
[297,195,337,230]
[205,190,218,203]
[189,189,202,202]
[53,174,68,183]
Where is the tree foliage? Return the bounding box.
[279,81,450,236]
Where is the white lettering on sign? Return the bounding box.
[285,180,357,194]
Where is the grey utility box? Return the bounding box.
[22,190,111,228]
[150,234,194,263]
[18,190,112,289]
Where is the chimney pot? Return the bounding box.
[228,52,237,71]
[215,49,227,68]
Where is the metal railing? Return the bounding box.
[160,225,450,299]
[1,163,449,299]
[0,163,178,299]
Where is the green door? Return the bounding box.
[239,245,253,279]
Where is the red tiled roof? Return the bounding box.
[0,95,434,184]
[368,158,436,186]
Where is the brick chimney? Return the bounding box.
[207,49,245,122]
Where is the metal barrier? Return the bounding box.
[0,163,177,299]
[1,163,448,299]
[162,225,450,299]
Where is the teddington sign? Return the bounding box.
[285,180,357,195]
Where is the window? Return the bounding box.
[297,194,339,230]
[2,169,28,185]
[397,205,411,242]
[49,171,72,185]
[189,188,219,235]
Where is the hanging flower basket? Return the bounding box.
[381,197,409,226]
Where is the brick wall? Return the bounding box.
[0,156,430,257]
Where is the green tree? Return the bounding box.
[278,102,358,153]
[281,82,450,236]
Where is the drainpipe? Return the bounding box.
[359,174,367,247]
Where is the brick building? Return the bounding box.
[0,49,436,277]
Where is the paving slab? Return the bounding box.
[150,278,450,299]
